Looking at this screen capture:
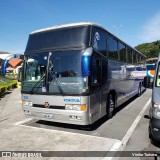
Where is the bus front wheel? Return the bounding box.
[107,94,115,119]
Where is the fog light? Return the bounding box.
[153,128,159,132]
[24,110,31,116]
[72,105,81,111]
[22,101,32,107]
[76,116,82,120]
[70,115,76,120]
[157,112,160,117]
[65,105,73,110]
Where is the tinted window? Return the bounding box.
[133,51,137,65]
[119,42,126,62]
[136,66,143,71]
[146,64,155,70]
[127,47,132,64]
[92,27,107,56]
[137,54,141,65]
[102,60,108,85]
[22,50,85,94]
[141,56,145,65]
[126,66,135,71]
[26,26,90,52]
[107,35,118,60]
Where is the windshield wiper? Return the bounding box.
[30,75,46,94]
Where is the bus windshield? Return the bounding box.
[22,50,85,94]
[155,63,160,87]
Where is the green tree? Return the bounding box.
[135,40,160,59]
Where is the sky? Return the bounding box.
[0,0,160,54]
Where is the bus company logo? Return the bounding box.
[64,99,80,103]
[44,102,49,108]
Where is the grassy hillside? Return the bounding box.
[135,40,160,59]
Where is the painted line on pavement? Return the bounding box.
[16,118,121,145]
[15,97,151,160]
[121,97,151,149]
[104,97,151,160]
[15,118,35,125]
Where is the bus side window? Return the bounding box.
[91,55,100,85]
[107,34,118,60]
[102,60,107,85]
[92,27,107,56]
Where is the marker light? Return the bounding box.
[81,47,92,76]
[80,105,87,111]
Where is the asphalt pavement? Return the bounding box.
[0,88,159,160]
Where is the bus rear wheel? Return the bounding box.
[107,94,115,119]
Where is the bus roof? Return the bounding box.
[29,22,144,57]
[31,22,103,34]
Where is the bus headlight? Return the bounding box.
[22,101,32,107]
[65,104,87,111]
[153,104,160,108]
[153,108,160,118]
[152,103,160,119]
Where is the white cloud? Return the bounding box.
[140,12,160,43]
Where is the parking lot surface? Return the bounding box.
[0,88,159,160]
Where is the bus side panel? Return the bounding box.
[100,82,110,118]
[107,60,141,107]
[88,91,101,124]
[108,60,128,106]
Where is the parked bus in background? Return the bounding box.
[126,65,146,80]
[146,63,156,78]
[21,22,146,126]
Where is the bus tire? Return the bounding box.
[149,126,158,145]
[107,94,115,119]
[137,84,142,97]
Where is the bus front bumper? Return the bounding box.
[23,106,90,125]
[149,117,160,142]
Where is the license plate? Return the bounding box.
[42,113,54,119]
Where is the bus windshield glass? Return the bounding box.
[22,50,85,94]
[155,63,160,87]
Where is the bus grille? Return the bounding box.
[32,104,65,110]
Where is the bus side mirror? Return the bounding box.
[143,76,153,89]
